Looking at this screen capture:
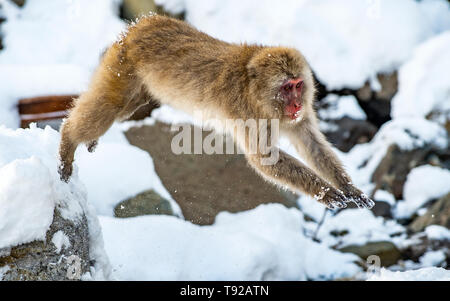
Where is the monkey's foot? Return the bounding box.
[318,187,349,210]
[58,162,73,183]
[343,185,375,209]
[87,140,98,153]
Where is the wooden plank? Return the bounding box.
[18,95,77,115]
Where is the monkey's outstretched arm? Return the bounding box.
[236,126,350,209]
[246,149,349,209]
[287,118,374,209]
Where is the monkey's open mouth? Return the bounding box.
[285,102,302,120]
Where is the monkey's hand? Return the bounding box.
[58,161,73,183]
[342,185,375,209]
[316,186,349,210]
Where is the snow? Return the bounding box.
[0,156,54,249]
[0,0,125,128]
[51,230,71,254]
[100,204,361,281]
[392,31,450,122]
[425,225,450,241]
[157,0,450,89]
[0,266,10,281]
[315,209,405,248]
[394,165,450,219]
[319,95,367,121]
[368,267,450,281]
[419,250,446,267]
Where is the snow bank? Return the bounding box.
[100,204,361,281]
[392,31,450,122]
[157,0,450,89]
[368,267,450,281]
[394,165,450,219]
[0,125,111,279]
[0,0,125,128]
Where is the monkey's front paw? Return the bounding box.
[58,162,73,183]
[343,185,375,209]
[316,187,349,210]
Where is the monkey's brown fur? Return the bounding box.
[59,15,373,210]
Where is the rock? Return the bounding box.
[339,241,402,267]
[315,72,398,129]
[324,117,377,152]
[401,234,449,267]
[372,144,449,200]
[114,189,175,218]
[121,0,157,20]
[0,209,90,281]
[409,193,450,233]
[125,122,299,225]
[371,201,393,219]
[121,0,184,21]
[357,72,398,128]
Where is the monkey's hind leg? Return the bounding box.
[58,93,122,182]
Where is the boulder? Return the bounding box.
[371,201,393,219]
[0,209,90,281]
[114,189,175,218]
[339,241,402,267]
[125,122,299,225]
[409,193,450,233]
[372,144,449,200]
[324,117,377,152]
[357,72,398,127]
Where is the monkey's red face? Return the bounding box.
[280,77,304,120]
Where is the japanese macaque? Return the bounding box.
[58,15,374,210]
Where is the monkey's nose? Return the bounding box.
[287,78,303,89]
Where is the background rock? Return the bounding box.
[0,209,90,281]
[339,241,402,267]
[372,144,449,200]
[324,117,377,152]
[115,189,175,218]
[356,72,398,128]
[125,122,299,225]
[409,193,450,233]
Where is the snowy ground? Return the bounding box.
[0,0,449,281]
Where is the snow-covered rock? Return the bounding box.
[394,165,450,219]
[0,125,111,280]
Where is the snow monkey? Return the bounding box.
[58,15,374,210]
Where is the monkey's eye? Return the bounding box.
[284,84,292,91]
[296,82,302,89]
